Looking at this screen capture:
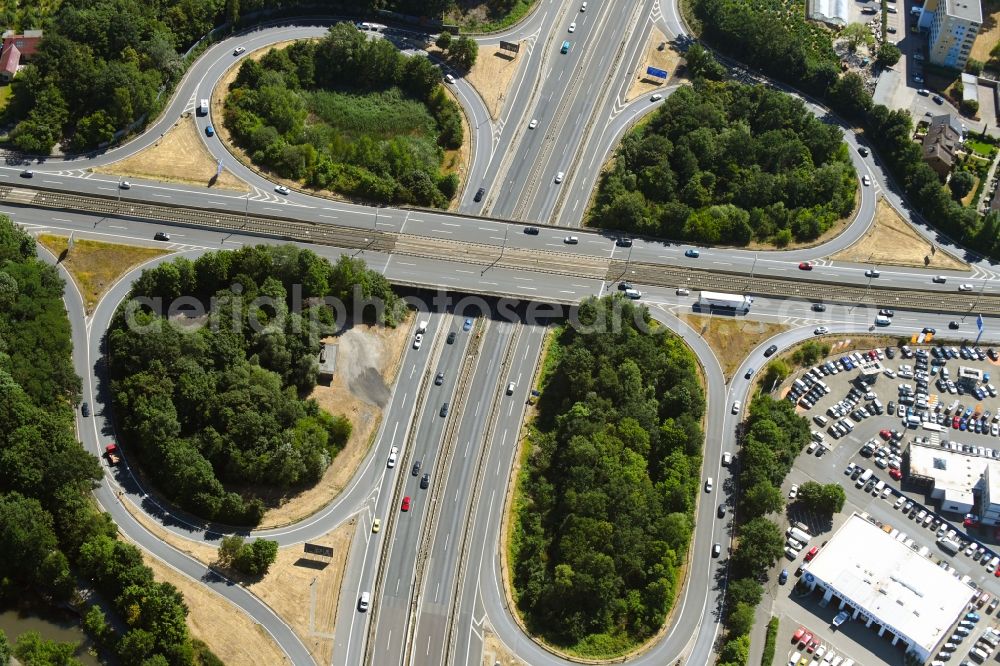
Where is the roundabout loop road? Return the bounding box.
[20,1,1000,665]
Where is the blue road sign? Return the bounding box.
[646,66,668,79]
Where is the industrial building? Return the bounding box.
[802,513,976,662]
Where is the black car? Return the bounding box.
[20,169,34,178]
[858,146,869,156]
[412,460,421,476]
[885,347,896,359]
[618,281,633,290]
[524,227,539,235]
[81,402,90,417]
[812,303,826,312]
[615,237,633,247]
[764,344,778,357]
[420,473,430,489]
[922,327,937,334]
[744,368,754,380]
[153,232,171,241]
[435,371,445,385]
[879,309,894,317]
[473,187,486,202]
[440,402,449,417]
[447,331,456,344]
[717,504,727,518]
[990,348,999,361]
[949,321,960,329]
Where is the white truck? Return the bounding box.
[697,291,753,314]
[786,527,811,544]
[198,99,209,116]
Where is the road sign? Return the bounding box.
[216,159,224,177]
[304,543,333,558]
[646,66,668,79]
[978,314,985,332]
[499,40,519,54]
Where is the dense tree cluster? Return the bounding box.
[0,216,210,665]
[224,23,463,207]
[510,296,705,656]
[109,245,400,524]
[434,30,479,70]
[590,82,856,246]
[691,0,1000,261]
[796,481,846,516]
[218,535,279,577]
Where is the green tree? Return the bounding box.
[961,98,980,116]
[966,58,984,75]
[14,631,80,666]
[448,36,478,70]
[841,23,873,52]
[683,43,727,80]
[762,360,790,391]
[233,539,278,576]
[727,601,756,636]
[731,517,785,578]
[435,30,452,50]
[797,481,846,516]
[83,606,111,645]
[719,633,750,666]
[0,630,10,666]
[217,535,245,567]
[741,480,784,518]
[876,42,901,67]
[950,170,976,200]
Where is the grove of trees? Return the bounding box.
[509,296,706,656]
[109,244,401,525]
[590,82,857,246]
[224,23,463,207]
[691,0,1000,261]
[0,215,214,664]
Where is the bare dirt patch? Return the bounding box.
[255,317,412,528]
[465,44,524,119]
[36,234,168,314]
[136,550,290,666]
[247,520,355,666]
[677,315,789,380]
[626,26,684,102]
[482,629,526,666]
[831,197,969,270]
[93,115,248,192]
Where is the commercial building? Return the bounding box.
[802,513,976,662]
[921,114,963,179]
[925,0,982,70]
[909,441,979,513]
[808,0,849,26]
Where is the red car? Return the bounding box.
[793,627,805,643]
[889,468,902,480]
[401,496,411,512]
[804,546,819,562]
[953,415,962,429]
[879,429,892,440]
[800,631,813,648]
[798,262,813,270]
[806,638,819,652]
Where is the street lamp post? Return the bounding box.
[244,192,250,227]
[117,176,122,202]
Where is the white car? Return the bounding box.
[568,22,576,32]
[233,46,246,55]
[959,283,974,292]
[387,446,398,468]
[119,180,131,189]
[554,171,564,184]
[275,185,290,195]
[862,175,871,186]
[814,326,829,335]
[650,93,663,101]
[413,333,423,349]
[732,400,741,415]
[789,484,799,499]
[722,452,733,466]
[445,74,455,84]
[865,268,881,278]
[564,236,579,244]
[528,119,538,129]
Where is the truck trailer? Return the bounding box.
[697,291,753,314]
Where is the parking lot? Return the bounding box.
[768,338,1000,664]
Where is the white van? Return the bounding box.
[875,315,891,326]
[199,98,209,116]
[624,288,642,299]
[969,647,988,663]
[358,591,370,612]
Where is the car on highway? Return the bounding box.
[440,402,449,417]
[358,592,370,612]
[862,175,871,186]
[858,146,869,156]
[506,381,516,395]
[798,262,813,270]
[933,275,948,283]
[933,94,944,104]
[119,180,131,189]
[722,451,733,466]
[705,477,713,492]
[153,232,171,241]
[950,321,960,329]
[81,402,90,417]
[412,460,421,476]
[568,21,576,32]
[387,446,398,468]
[473,187,485,202]
[20,169,32,178]
[564,235,579,244]
[528,119,538,129]
[463,318,473,331]
[744,367,754,379]
[555,171,565,183]
[561,40,570,53]
[524,226,539,235]
[372,518,380,533]
[615,236,633,247]
[718,504,727,518]
[447,331,456,344]
[788,484,799,499]
[618,281,633,290]
[205,125,214,137]
[812,303,826,312]
[233,46,246,55]
[420,473,430,489]
[684,249,700,258]
[712,543,722,558]
[580,1,587,9]
[413,333,423,349]
[445,74,455,84]
[650,93,662,101]
[764,344,778,357]
[923,326,936,334]
[879,309,894,317]
[732,400,741,414]
[401,496,411,512]
[814,326,829,335]
[676,288,690,296]
[275,185,290,195]
[959,283,974,291]
[865,268,880,277]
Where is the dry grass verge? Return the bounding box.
[677,314,789,380]
[482,629,526,665]
[831,198,969,270]
[137,550,289,666]
[972,3,1000,63]
[36,234,168,314]
[626,26,684,101]
[93,116,248,192]
[465,44,524,119]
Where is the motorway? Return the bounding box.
[13,0,1000,664]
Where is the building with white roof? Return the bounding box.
[808,0,848,26]
[908,441,981,514]
[802,513,976,662]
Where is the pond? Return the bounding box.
[0,606,103,665]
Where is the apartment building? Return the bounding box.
[926,0,982,70]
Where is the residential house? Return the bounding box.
[922,113,963,179]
